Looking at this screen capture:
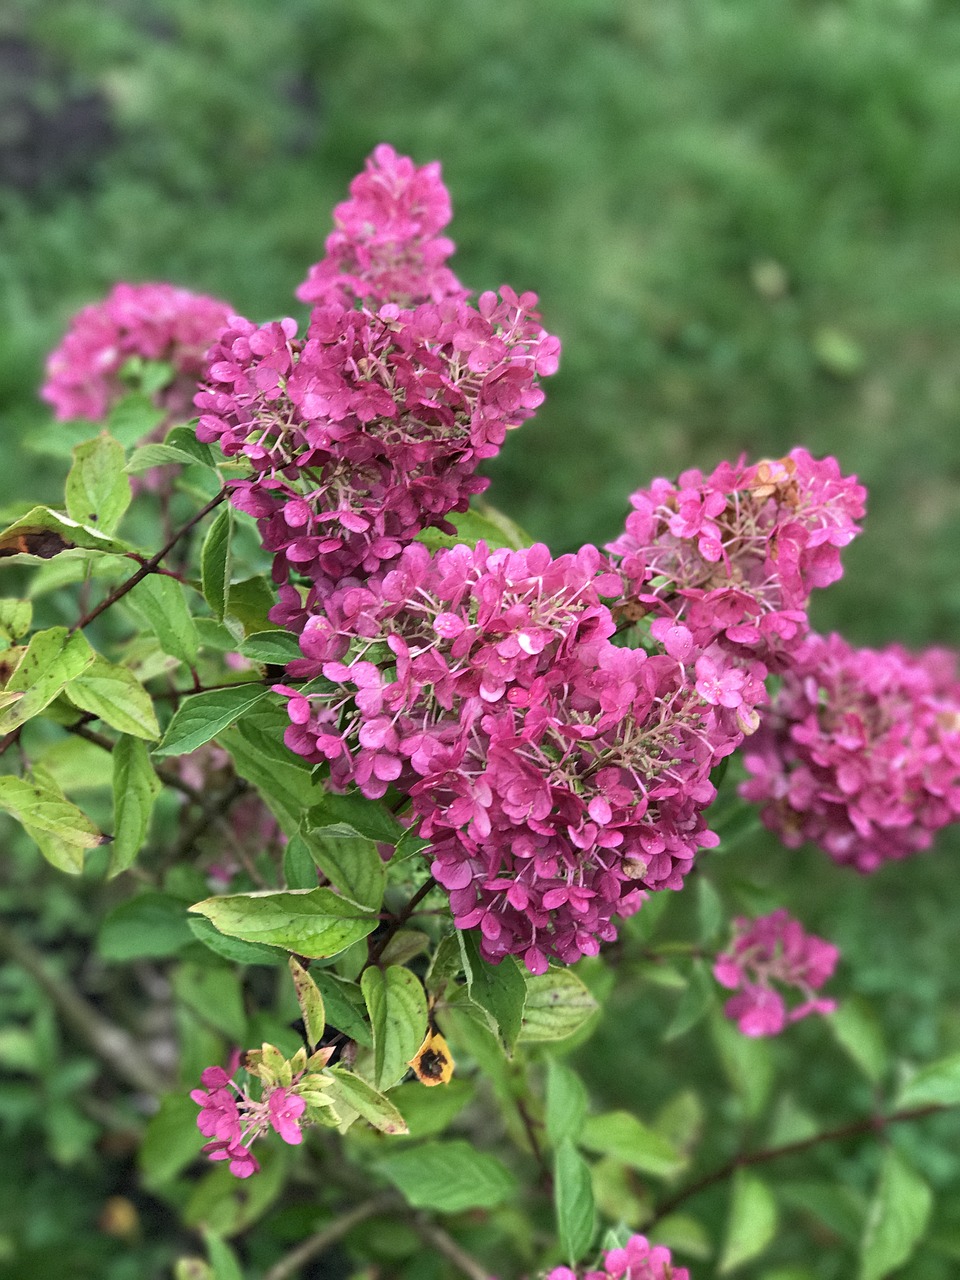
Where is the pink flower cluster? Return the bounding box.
[195,148,559,614]
[42,281,233,422]
[605,450,866,674]
[278,540,755,973]
[191,1060,306,1179]
[713,909,839,1036]
[197,290,558,612]
[545,1233,689,1280]
[741,633,960,871]
[297,142,467,309]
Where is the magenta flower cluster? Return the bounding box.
[741,632,960,871]
[191,1060,306,1179]
[42,281,233,423]
[277,539,754,973]
[195,147,560,613]
[713,909,839,1037]
[605,450,866,674]
[296,142,467,310]
[545,1233,689,1280]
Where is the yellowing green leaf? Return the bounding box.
[65,656,160,739]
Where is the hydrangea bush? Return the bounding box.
[2,144,959,1278]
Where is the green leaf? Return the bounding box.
[189,887,378,958]
[126,425,219,473]
[237,630,303,665]
[65,655,161,739]
[155,684,270,755]
[390,1078,475,1139]
[186,916,285,966]
[99,892,195,959]
[326,1066,408,1135]
[0,771,104,874]
[555,1137,596,1264]
[307,792,406,845]
[127,575,200,667]
[696,876,724,944]
[289,956,326,1050]
[828,998,889,1086]
[519,967,599,1043]
[897,1051,960,1109]
[416,503,534,552]
[225,576,278,634]
[664,960,716,1041]
[312,970,372,1046]
[860,1149,932,1280]
[139,1093,203,1188]
[361,965,429,1090]
[376,1139,517,1212]
[109,735,162,875]
[173,962,248,1042]
[203,1233,243,1280]
[377,929,430,967]
[546,1058,588,1147]
[105,392,165,444]
[222,711,325,838]
[580,1110,684,1179]
[710,1008,775,1119]
[65,433,132,534]
[300,822,386,911]
[459,931,526,1053]
[200,506,233,621]
[720,1169,779,1274]
[0,505,133,563]
[185,1144,288,1236]
[0,599,32,643]
[0,627,95,733]
[283,833,320,889]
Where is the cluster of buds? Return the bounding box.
[42,281,233,424]
[545,1233,689,1280]
[278,540,758,972]
[191,1042,337,1178]
[713,909,839,1036]
[741,633,960,871]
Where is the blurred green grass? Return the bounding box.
[3,1,960,1275]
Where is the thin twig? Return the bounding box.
[0,918,167,1096]
[412,1217,494,1280]
[70,487,227,633]
[262,1193,398,1280]
[648,1102,949,1225]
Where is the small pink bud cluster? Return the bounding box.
[545,1233,689,1280]
[278,540,755,973]
[605,450,866,674]
[713,909,839,1036]
[195,148,560,613]
[191,1043,335,1178]
[42,281,233,422]
[741,633,960,871]
[297,142,468,309]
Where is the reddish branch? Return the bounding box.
[649,1102,949,1225]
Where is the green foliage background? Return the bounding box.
[2,1,960,1277]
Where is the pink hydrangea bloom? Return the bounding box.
[605,451,866,673]
[544,1233,689,1280]
[277,540,759,971]
[713,909,839,1036]
[195,148,560,615]
[197,291,559,613]
[42,281,233,422]
[297,142,467,309]
[741,633,960,870]
[191,1058,308,1178]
